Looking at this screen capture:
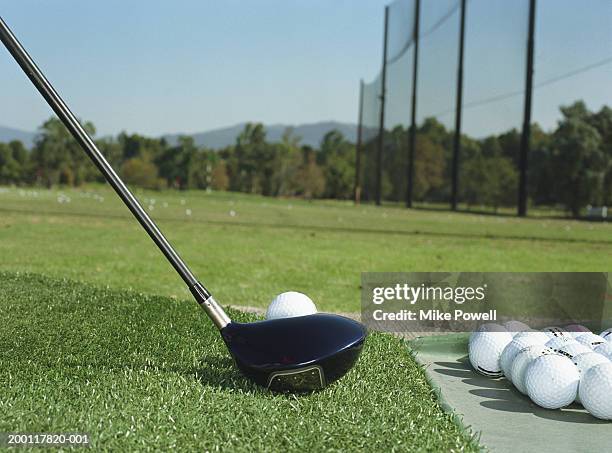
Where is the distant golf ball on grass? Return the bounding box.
[266,291,317,320]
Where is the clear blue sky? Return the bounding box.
[1,0,610,139]
[0,0,388,137]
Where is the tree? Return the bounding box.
[211,161,229,191]
[30,118,96,186]
[295,147,325,199]
[121,157,164,189]
[0,142,22,183]
[551,102,605,217]
[414,134,446,201]
[318,130,355,199]
[156,136,197,189]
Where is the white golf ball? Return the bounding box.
[564,324,591,338]
[579,362,612,420]
[468,331,513,377]
[525,354,579,409]
[265,292,317,320]
[600,328,612,342]
[509,345,555,394]
[556,342,592,359]
[545,336,576,350]
[470,323,506,346]
[503,320,530,336]
[513,330,550,345]
[542,327,570,340]
[576,333,607,350]
[594,342,612,360]
[501,335,547,378]
[572,352,610,404]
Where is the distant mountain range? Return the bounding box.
[163,121,357,149]
[0,121,357,150]
[0,126,36,148]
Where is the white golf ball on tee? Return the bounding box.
[266,292,317,320]
[524,354,579,409]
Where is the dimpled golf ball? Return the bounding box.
[509,345,555,394]
[503,320,530,336]
[469,331,514,377]
[513,330,550,345]
[470,323,507,346]
[572,352,610,404]
[265,291,317,320]
[556,342,592,359]
[501,335,547,378]
[600,328,612,342]
[564,324,591,338]
[545,336,576,350]
[594,342,612,360]
[579,362,612,420]
[525,354,580,409]
[542,326,570,339]
[576,333,607,350]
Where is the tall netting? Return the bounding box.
[531,0,612,213]
[383,0,416,202]
[414,0,461,206]
[461,0,530,212]
[361,75,383,201]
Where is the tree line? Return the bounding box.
[361,101,612,216]
[0,100,610,217]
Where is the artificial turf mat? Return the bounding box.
[0,272,480,451]
[410,334,612,453]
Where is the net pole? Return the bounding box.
[355,79,364,205]
[406,0,420,208]
[451,0,467,211]
[376,7,389,206]
[518,0,537,217]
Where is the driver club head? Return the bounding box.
[221,313,367,392]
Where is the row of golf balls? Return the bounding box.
[469,321,612,420]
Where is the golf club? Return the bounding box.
[0,16,366,392]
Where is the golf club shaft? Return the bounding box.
[0,16,230,329]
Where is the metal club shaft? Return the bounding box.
[0,16,230,329]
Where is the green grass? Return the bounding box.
[0,186,610,313]
[0,272,480,451]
